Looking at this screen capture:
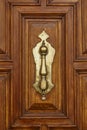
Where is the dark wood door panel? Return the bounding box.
[23,19,63,112]
[10,2,75,127]
[47,0,79,5]
[7,0,40,5]
[0,0,87,130]
[82,0,87,54]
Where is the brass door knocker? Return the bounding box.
[32,30,55,100]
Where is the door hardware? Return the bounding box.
[32,30,55,100]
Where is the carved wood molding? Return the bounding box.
[7,0,40,5]
[6,3,77,128]
[47,0,79,5]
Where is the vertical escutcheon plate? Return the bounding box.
[32,30,55,100]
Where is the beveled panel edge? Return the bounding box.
[7,0,41,6]
[0,68,12,129]
[73,68,87,130]
[47,0,79,6]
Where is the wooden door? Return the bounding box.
[0,0,87,129]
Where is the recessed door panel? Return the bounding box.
[0,0,87,130]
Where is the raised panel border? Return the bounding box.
[47,0,79,5]
[9,5,78,129]
[73,65,87,130]
[81,0,87,55]
[0,67,12,129]
[0,0,12,61]
[7,0,41,5]
[46,0,87,61]
[22,18,65,113]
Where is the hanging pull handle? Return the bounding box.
[39,40,48,100]
[32,30,55,100]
